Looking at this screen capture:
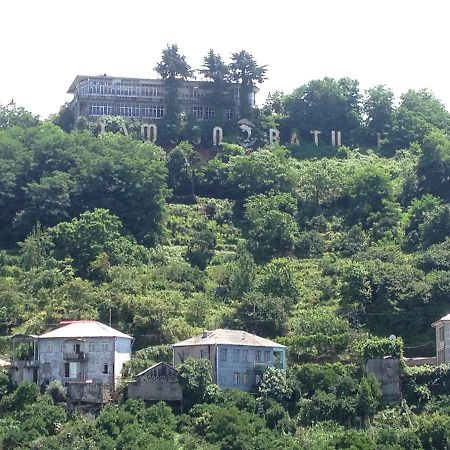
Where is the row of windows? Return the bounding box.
[219,348,271,363]
[46,341,110,353]
[88,102,165,118]
[78,81,163,98]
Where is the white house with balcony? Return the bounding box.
[172,329,286,392]
[432,314,450,365]
[11,321,133,391]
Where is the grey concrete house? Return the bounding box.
[432,313,450,364]
[67,75,255,126]
[173,329,286,392]
[12,321,133,391]
[126,362,182,406]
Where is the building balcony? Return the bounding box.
[64,352,87,361]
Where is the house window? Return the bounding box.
[65,362,77,378]
[242,372,248,385]
[73,344,80,354]
[220,348,227,362]
[205,107,215,120]
[103,364,109,374]
[101,341,109,352]
[439,326,445,343]
[64,363,70,378]
[233,372,240,384]
[47,344,53,353]
[242,350,248,362]
[255,374,261,385]
[264,351,270,362]
[191,106,203,119]
[233,349,240,362]
[89,342,95,352]
[141,104,165,119]
[255,350,261,363]
[226,109,233,120]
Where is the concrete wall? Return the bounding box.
[365,358,401,402]
[114,337,132,389]
[127,375,182,402]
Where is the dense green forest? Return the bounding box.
[2,74,450,448]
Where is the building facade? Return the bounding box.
[12,321,133,391]
[432,314,450,364]
[67,75,254,126]
[172,329,286,392]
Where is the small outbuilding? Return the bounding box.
[432,313,450,365]
[126,362,182,407]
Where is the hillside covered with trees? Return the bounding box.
[2,70,450,448]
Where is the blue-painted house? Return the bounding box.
[172,329,286,391]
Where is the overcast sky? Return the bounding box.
[1,0,449,118]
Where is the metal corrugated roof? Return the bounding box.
[172,329,286,348]
[38,321,133,339]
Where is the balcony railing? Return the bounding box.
[63,351,87,361]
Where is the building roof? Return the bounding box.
[172,329,286,349]
[38,321,133,340]
[136,362,178,378]
[432,313,450,327]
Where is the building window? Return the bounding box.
[233,372,240,384]
[47,344,53,353]
[103,364,109,374]
[205,107,215,120]
[192,87,199,99]
[439,326,445,343]
[264,351,270,362]
[101,341,109,352]
[89,342,95,352]
[255,374,261,385]
[142,84,160,97]
[191,106,203,119]
[64,363,70,378]
[227,109,233,120]
[89,101,114,116]
[242,350,248,362]
[117,102,139,118]
[142,104,164,119]
[233,349,240,362]
[242,372,248,385]
[255,350,261,363]
[220,348,227,361]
